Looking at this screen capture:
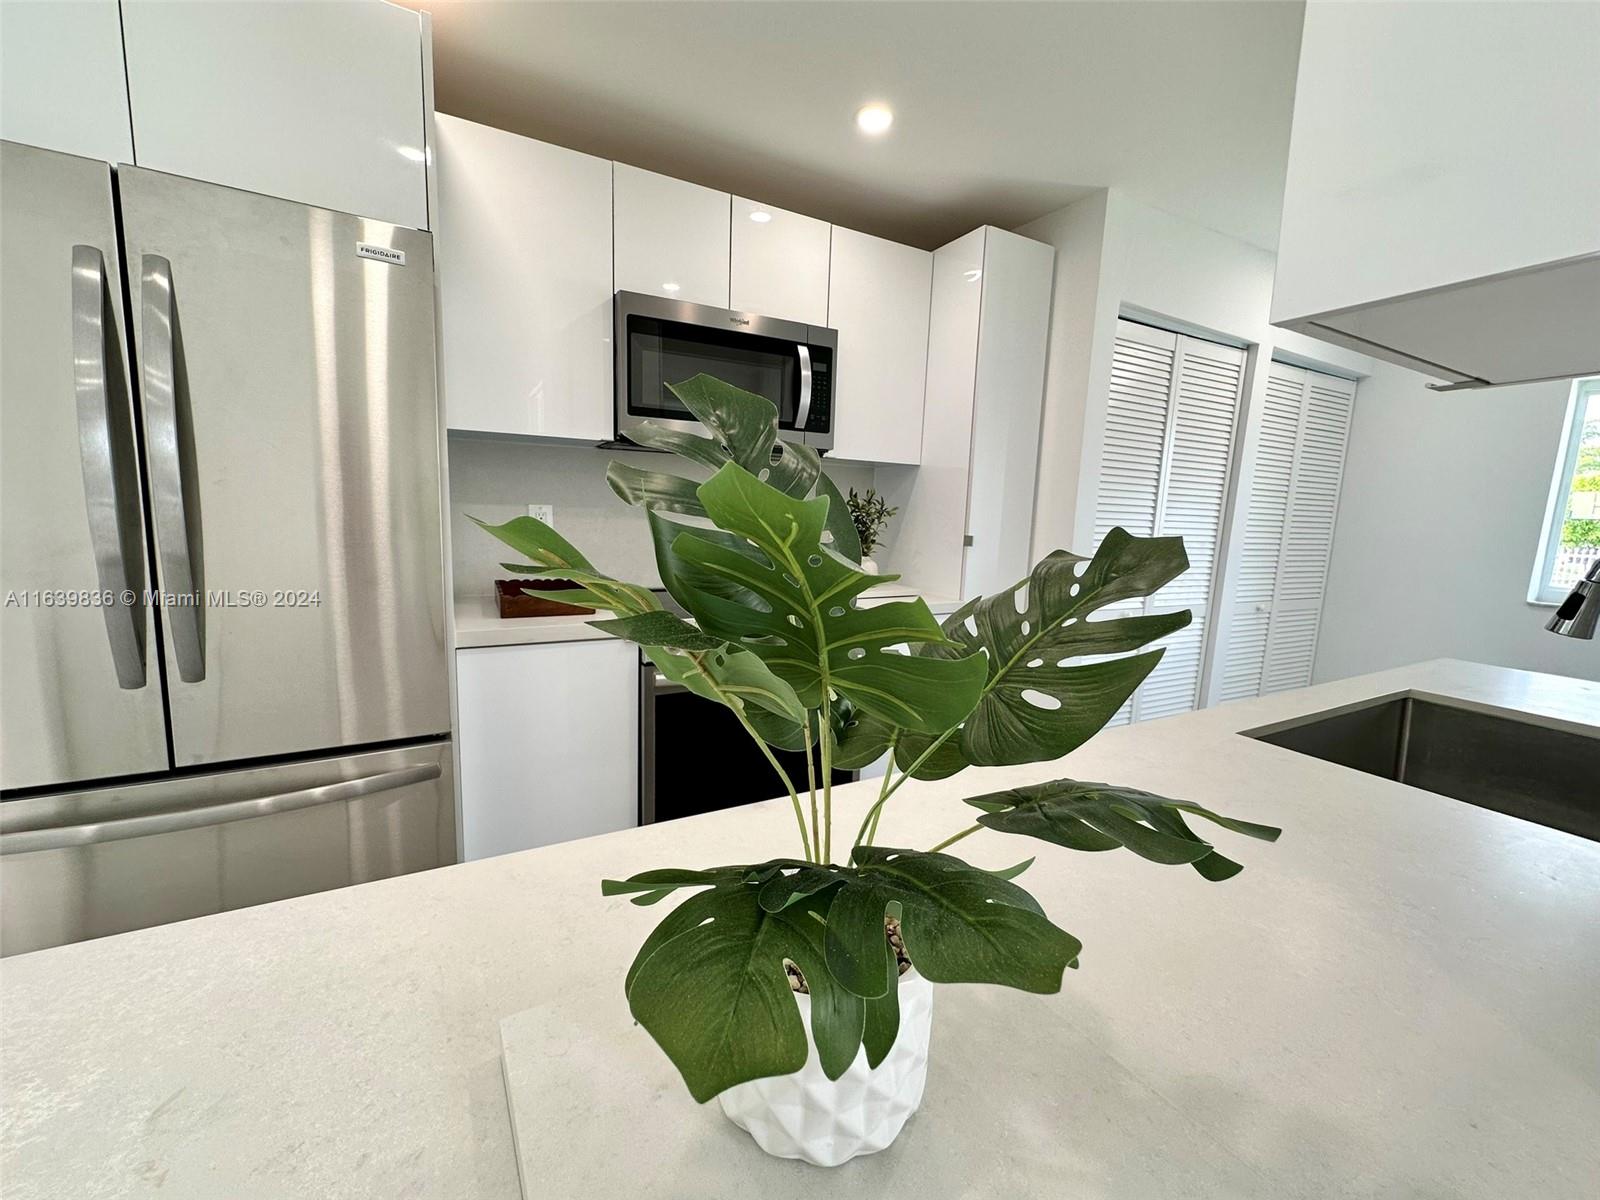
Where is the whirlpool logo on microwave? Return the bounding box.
[728,315,751,326]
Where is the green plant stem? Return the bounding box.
[862,732,899,847]
[927,823,982,854]
[803,721,820,863]
[680,646,813,863]
[864,766,893,847]
[850,725,958,850]
[729,707,812,863]
[820,695,835,864]
[851,609,1060,852]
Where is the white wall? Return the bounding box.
[1018,187,1600,689]
[1018,189,1370,556]
[1017,189,1371,699]
[1315,368,1600,682]
[447,434,875,600]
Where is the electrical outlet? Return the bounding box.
[526,503,554,525]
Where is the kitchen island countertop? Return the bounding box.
[2,659,1597,1198]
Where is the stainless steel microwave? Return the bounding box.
[614,291,836,451]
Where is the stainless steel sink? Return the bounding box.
[1244,695,1600,842]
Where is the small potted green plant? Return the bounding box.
[846,486,898,573]
[476,376,1278,1167]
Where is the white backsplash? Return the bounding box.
[448,434,878,599]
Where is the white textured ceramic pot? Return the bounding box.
[718,971,933,1167]
[860,556,880,575]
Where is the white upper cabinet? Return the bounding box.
[827,227,933,465]
[730,198,830,325]
[120,0,429,228]
[1273,0,1600,387]
[613,163,730,307]
[0,0,132,163]
[436,117,613,440]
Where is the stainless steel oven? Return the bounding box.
[614,291,836,451]
[640,652,854,825]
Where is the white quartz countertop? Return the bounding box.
[3,660,1598,1199]
[454,584,965,648]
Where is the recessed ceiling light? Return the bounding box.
[855,103,894,136]
[749,210,773,223]
[662,282,681,293]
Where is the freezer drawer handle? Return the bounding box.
[140,254,206,683]
[71,245,147,689]
[0,762,442,855]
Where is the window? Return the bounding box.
[1533,378,1600,604]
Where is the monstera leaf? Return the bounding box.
[838,528,1192,779]
[652,463,987,732]
[965,779,1282,881]
[821,847,1081,998]
[604,848,1080,1095]
[608,375,862,562]
[472,512,803,726]
[620,877,865,1102]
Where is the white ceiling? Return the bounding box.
[412,1,1306,251]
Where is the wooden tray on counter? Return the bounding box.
[494,578,595,619]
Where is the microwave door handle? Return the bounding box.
[71,246,148,689]
[140,254,206,682]
[794,343,813,431]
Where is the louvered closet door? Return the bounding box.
[1222,363,1357,699]
[1093,322,1175,726]
[1218,368,1301,701]
[1263,368,1356,691]
[1093,320,1245,723]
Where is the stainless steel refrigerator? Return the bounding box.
[0,140,455,955]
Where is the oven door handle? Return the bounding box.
[793,343,813,432]
[651,670,687,695]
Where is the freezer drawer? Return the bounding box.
[0,740,456,956]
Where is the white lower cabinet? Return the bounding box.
[456,640,638,860]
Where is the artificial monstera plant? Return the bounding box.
[476,375,1280,1103]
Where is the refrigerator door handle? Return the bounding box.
[71,245,147,689]
[0,762,442,855]
[140,253,206,682]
